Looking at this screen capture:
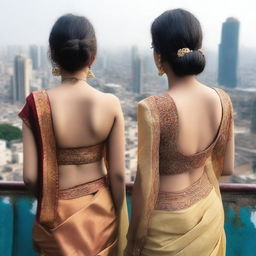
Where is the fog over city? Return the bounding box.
[0,0,256,50]
[0,0,255,184]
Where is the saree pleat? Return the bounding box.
[125,88,233,256]
[18,90,128,256]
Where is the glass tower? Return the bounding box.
[13,55,31,103]
[218,17,240,88]
[131,46,142,94]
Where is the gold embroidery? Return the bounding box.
[128,87,233,255]
[33,90,59,229]
[57,143,104,165]
[212,88,233,179]
[155,171,213,211]
[58,176,108,200]
[129,97,161,256]
[154,87,232,175]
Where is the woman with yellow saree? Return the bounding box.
[125,9,234,256]
[18,14,128,256]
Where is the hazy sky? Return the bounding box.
[0,0,255,51]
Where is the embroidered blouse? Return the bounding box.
[125,86,234,256]
[154,87,233,175]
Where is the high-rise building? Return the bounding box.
[218,17,240,88]
[13,55,31,103]
[131,46,142,94]
[40,45,49,70]
[251,98,256,134]
[29,45,39,70]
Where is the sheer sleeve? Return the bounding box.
[125,98,160,256]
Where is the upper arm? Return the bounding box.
[105,96,125,177]
[22,122,38,185]
[222,99,235,176]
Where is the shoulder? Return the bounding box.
[212,87,233,116]
[104,92,121,104]
[26,90,46,101]
[212,87,232,102]
[96,92,123,117]
[99,93,122,112]
[137,97,153,111]
[137,95,162,118]
[137,94,161,108]
[138,93,170,112]
[91,87,120,105]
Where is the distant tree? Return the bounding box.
[250,98,256,134]
[0,123,22,141]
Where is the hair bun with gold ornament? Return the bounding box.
[177,48,204,57]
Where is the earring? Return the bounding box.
[87,69,95,78]
[158,68,165,76]
[52,64,61,76]
[158,56,165,76]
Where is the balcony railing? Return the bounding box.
[1,182,256,256]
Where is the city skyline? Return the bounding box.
[0,0,256,51]
[0,3,255,183]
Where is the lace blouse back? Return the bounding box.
[154,87,231,175]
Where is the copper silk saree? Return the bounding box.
[18,90,128,256]
[125,88,234,256]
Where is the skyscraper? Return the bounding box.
[131,46,142,94]
[29,45,39,70]
[218,17,240,88]
[251,98,256,134]
[13,55,31,103]
[40,45,49,71]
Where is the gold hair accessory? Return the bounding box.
[197,49,204,55]
[177,48,192,57]
[177,48,204,57]
[158,56,165,76]
[87,69,95,78]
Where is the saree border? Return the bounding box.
[131,96,160,255]
[211,87,233,180]
[143,96,160,234]
[33,90,59,228]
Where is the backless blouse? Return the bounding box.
[154,87,233,175]
[125,86,234,256]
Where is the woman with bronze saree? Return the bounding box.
[125,9,234,256]
[18,14,128,256]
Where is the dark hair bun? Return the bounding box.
[151,9,205,77]
[172,50,205,76]
[49,14,97,73]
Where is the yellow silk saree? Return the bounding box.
[125,88,234,256]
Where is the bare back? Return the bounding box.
[46,81,123,189]
[160,82,234,192]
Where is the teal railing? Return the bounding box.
[0,182,256,256]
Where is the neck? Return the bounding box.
[61,67,89,82]
[165,71,197,90]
